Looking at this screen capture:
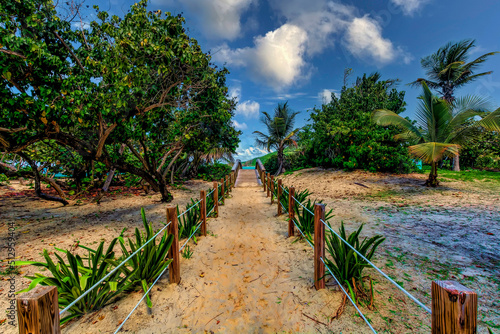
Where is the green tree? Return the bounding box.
[373,82,500,187]
[411,39,498,171]
[253,102,300,175]
[308,73,413,173]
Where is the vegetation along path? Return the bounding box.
[64,172,381,333]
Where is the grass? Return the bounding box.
[418,167,500,183]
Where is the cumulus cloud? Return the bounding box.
[390,0,429,16]
[319,89,337,104]
[229,85,241,102]
[236,100,260,118]
[232,120,248,130]
[236,146,270,161]
[344,16,397,64]
[180,0,254,40]
[215,24,308,90]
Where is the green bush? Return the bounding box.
[264,151,310,175]
[197,162,231,181]
[0,173,9,185]
[324,221,384,303]
[111,208,173,307]
[177,199,201,239]
[15,240,135,324]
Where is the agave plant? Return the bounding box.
[293,198,333,244]
[324,221,385,303]
[111,208,174,307]
[206,187,215,217]
[177,198,201,239]
[15,240,135,324]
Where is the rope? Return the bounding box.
[321,257,377,334]
[292,195,314,216]
[291,218,314,249]
[320,219,432,314]
[207,188,215,197]
[177,199,202,218]
[280,201,288,214]
[180,223,202,252]
[280,184,289,195]
[207,206,215,217]
[59,221,172,315]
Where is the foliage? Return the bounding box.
[0,0,240,203]
[308,73,414,173]
[177,199,201,239]
[181,245,193,259]
[324,222,384,304]
[197,162,231,181]
[263,150,311,175]
[254,102,301,175]
[411,39,498,102]
[15,240,135,324]
[0,173,9,185]
[111,208,173,308]
[206,188,215,216]
[460,129,500,170]
[293,198,333,244]
[373,82,500,186]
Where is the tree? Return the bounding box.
[253,102,300,175]
[307,73,413,173]
[373,82,500,187]
[0,0,239,203]
[411,39,498,170]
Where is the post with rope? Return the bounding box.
[270,175,275,204]
[166,206,180,284]
[17,286,60,334]
[266,173,270,197]
[314,203,326,290]
[431,281,477,334]
[288,187,295,237]
[213,182,219,218]
[277,179,282,216]
[220,178,225,205]
[200,190,207,237]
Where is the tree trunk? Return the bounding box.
[452,154,460,171]
[425,161,439,187]
[158,177,173,202]
[276,148,285,175]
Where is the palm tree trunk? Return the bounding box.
[425,161,439,187]
[452,155,460,171]
[276,147,284,175]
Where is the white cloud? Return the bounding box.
[390,0,429,16]
[232,120,248,130]
[236,100,260,118]
[180,0,254,40]
[229,85,241,102]
[319,89,337,104]
[236,146,271,162]
[214,24,308,90]
[344,16,397,64]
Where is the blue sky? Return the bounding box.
[79,0,500,161]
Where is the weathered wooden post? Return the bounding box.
[167,206,180,284]
[266,173,270,198]
[262,171,266,192]
[17,286,60,334]
[277,179,283,216]
[431,281,477,334]
[200,190,207,237]
[288,187,295,237]
[270,175,275,204]
[314,203,325,290]
[220,178,225,205]
[213,182,219,218]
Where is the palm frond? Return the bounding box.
[408,142,460,163]
[476,107,500,131]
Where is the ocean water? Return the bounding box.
[241,166,255,170]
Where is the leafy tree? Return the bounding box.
[0,0,239,203]
[253,102,300,175]
[411,39,498,170]
[308,73,413,173]
[373,82,500,186]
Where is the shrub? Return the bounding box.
[15,240,134,324]
[177,198,201,239]
[0,173,9,185]
[293,198,333,244]
[112,208,173,307]
[264,151,309,175]
[197,162,231,181]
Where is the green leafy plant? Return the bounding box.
[293,198,333,244]
[206,188,215,216]
[197,163,231,181]
[181,245,194,259]
[324,221,385,305]
[0,173,10,185]
[110,208,173,308]
[177,199,201,239]
[15,240,135,324]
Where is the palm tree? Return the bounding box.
[411,39,498,170]
[373,82,500,187]
[253,102,301,175]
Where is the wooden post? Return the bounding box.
[288,187,295,237]
[277,179,282,216]
[167,206,180,284]
[270,175,275,204]
[266,173,270,198]
[220,178,225,205]
[432,281,477,334]
[17,286,60,334]
[314,204,325,290]
[262,171,266,192]
[200,190,206,237]
[213,182,218,218]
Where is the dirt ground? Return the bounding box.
[1,168,499,333]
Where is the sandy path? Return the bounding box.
[64,173,376,333]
